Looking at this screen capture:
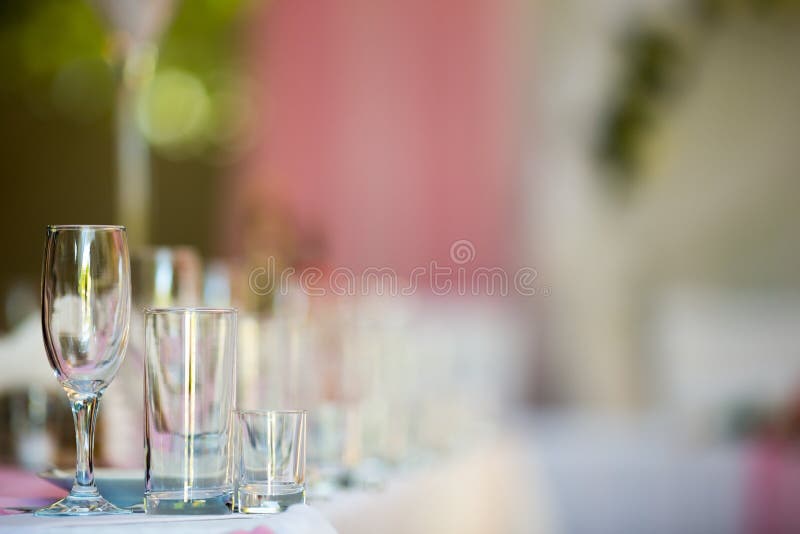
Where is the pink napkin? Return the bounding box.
[0,465,67,513]
[0,466,67,499]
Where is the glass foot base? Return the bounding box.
[35,495,131,516]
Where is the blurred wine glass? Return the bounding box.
[87,0,179,247]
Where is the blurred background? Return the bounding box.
[1,0,800,533]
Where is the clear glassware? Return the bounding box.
[37,225,132,516]
[144,307,237,514]
[306,402,353,498]
[236,410,307,513]
[102,246,202,468]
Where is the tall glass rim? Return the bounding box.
[47,224,126,231]
[144,306,237,315]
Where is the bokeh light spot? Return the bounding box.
[136,68,211,149]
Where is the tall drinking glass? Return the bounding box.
[38,225,131,516]
[144,307,237,514]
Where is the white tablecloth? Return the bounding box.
[317,436,554,534]
[0,434,553,534]
[0,504,336,534]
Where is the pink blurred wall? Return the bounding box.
[226,0,519,275]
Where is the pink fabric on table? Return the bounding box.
[0,466,66,513]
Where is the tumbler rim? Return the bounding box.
[144,306,238,315]
[236,409,308,416]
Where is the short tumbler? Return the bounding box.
[144,307,237,514]
[237,410,307,513]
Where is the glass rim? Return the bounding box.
[236,409,308,416]
[47,224,126,231]
[144,306,238,315]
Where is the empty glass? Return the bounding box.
[236,410,307,513]
[38,225,131,516]
[144,307,237,514]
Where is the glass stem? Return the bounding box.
[69,393,100,496]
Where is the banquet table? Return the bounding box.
[0,435,551,534]
[0,467,337,534]
[7,416,773,534]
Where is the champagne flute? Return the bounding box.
[36,225,132,516]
